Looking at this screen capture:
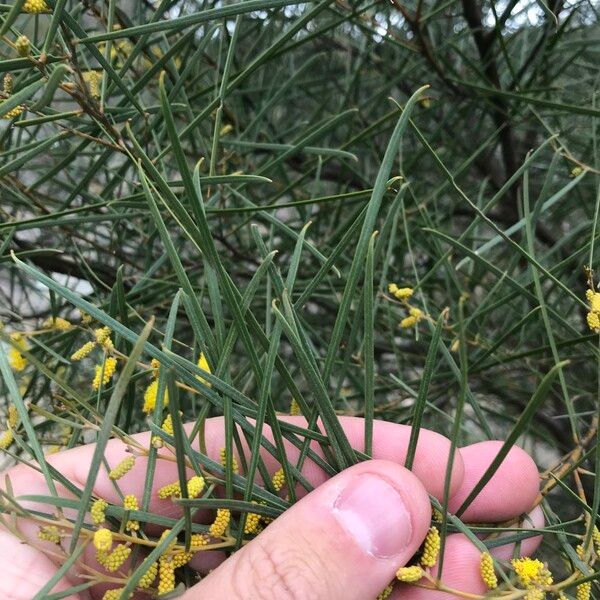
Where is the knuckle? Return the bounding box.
[232,535,325,600]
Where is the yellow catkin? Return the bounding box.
[143,379,169,413]
[197,352,211,386]
[99,544,131,572]
[1,105,23,119]
[400,315,418,328]
[138,561,158,588]
[272,468,285,492]
[586,312,600,333]
[93,528,113,552]
[209,508,231,537]
[170,550,193,568]
[150,358,160,376]
[101,589,124,600]
[8,334,27,371]
[157,558,176,595]
[83,70,102,99]
[91,498,108,524]
[480,552,498,589]
[151,435,163,449]
[190,533,209,550]
[158,481,181,499]
[109,456,135,480]
[161,413,173,435]
[3,73,13,94]
[123,494,139,531]
[511,557,553,588]
[7,405,18,428]
[593,527,600,553]
[94,326,113,347]
[38,525,61,544]
[289,398,301,415]
[15,35,30,56]
[219,447,239,473]
[0,430,14,450]
[376,584,394,600]
[396,287,414,300]
[244,505,261,534]
[43,317,71,330]
[71,341,96,361]
[23,0,49,12]
[420,526,441,567]
[92,356,117,390]
[187,475,205,498]
[396,565,425,582]
[80,311,92,325]
[523,591,545,600]
[576,582,592,600]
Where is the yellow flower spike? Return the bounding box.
[0,430,14,450]
[289,398,301,415]
[102,589,129,600]
[80,311,92,325]
[190,533,209,550]
[587,290,600,313]
[244,506,261,535]
[151,435,163,449]
[70,341,96,361]
[143,379,169,413]
[83,70,102,99]
[572,166,583,178]
[219,447,239,473]
[158,558,176,595]
[43,317,71,330]
[123,494,139,531]
[511,557,553,588]
[209,508,231,537]
[271,468,286,492]
[593,527,600,553]
[3,73,13,94]
[394,287,414,300]
[15,35,30,56]
[23,0,49,12]
[586,311,600,333]
[150,358,160,377]
[197,352,211,387]
[161,413,173,435]
[100,544,131,572]
[171,550,193,568]
[376,584,394,599]
[480,552,498,589]
[7,405,18,428]
[157,481,181,499]
[91,498,108,524]
[92,356,117,390]
[400,315,418,329]
[576,582,592,600]
[523,591,545,600]
[93,528,113,552]
[388,283,399,294]
[187,475,205,498]
[108,456,135,480]
[38,525,61,544]
[93,326,114,349]
[409,306,424,319]
[8,334,28,371]
[420,526,441,567]
[138,561,158,588]
[396,565,425,582]
[1,105,24,119]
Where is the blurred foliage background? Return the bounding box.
[0,0,599,596]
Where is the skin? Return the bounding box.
[0,417,542,599]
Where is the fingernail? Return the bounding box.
[333,473,412,558]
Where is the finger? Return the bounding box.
[395,506,545,600]
[182,459,431,600]
[448,441,539,522]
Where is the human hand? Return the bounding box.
[0,416,541,599]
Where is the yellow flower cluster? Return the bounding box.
[15,35,30,56]
[8,333,28,371]
[577,581,592,600]
[1,105,24,120]
[162,413,173,435]
[190,533,209,550]
[289,398,301,415]
[98,543,131,572]
[157,558,176,595]
[91,498,108,524]
[8,406,18,428]
[586,289,600,333]
[83,70,102,99]
[524,591,544,600]
[143,379,169,413]
[401,306,424,329]
[197,352,211,386]
[480,552,498,589]
[272,468,286,492]
[396,565,424,582]
[220,447,239,473]
[22,0,49,13]
[108,456,135,480]
[158,476,205,499]
[158,481,181,499]
[93,528,113,552]
[102,589,127,600]
[187,475,205,498]
[420,526,440,567]
[388,283,414,300]
[38,525,61,544]
[376,584,394,599]
[0,430,13,450]
[94,327,113,348]
[151,358,160,376]
[43,317,71,330]
[209,508,231,537]
[138,561,158,588]
[92,356,117,390]
[123,494,139,531]
[244,507,261,535]
[71,341,96,361]
[511,557,553,588]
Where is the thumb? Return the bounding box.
[183,459,431,600]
